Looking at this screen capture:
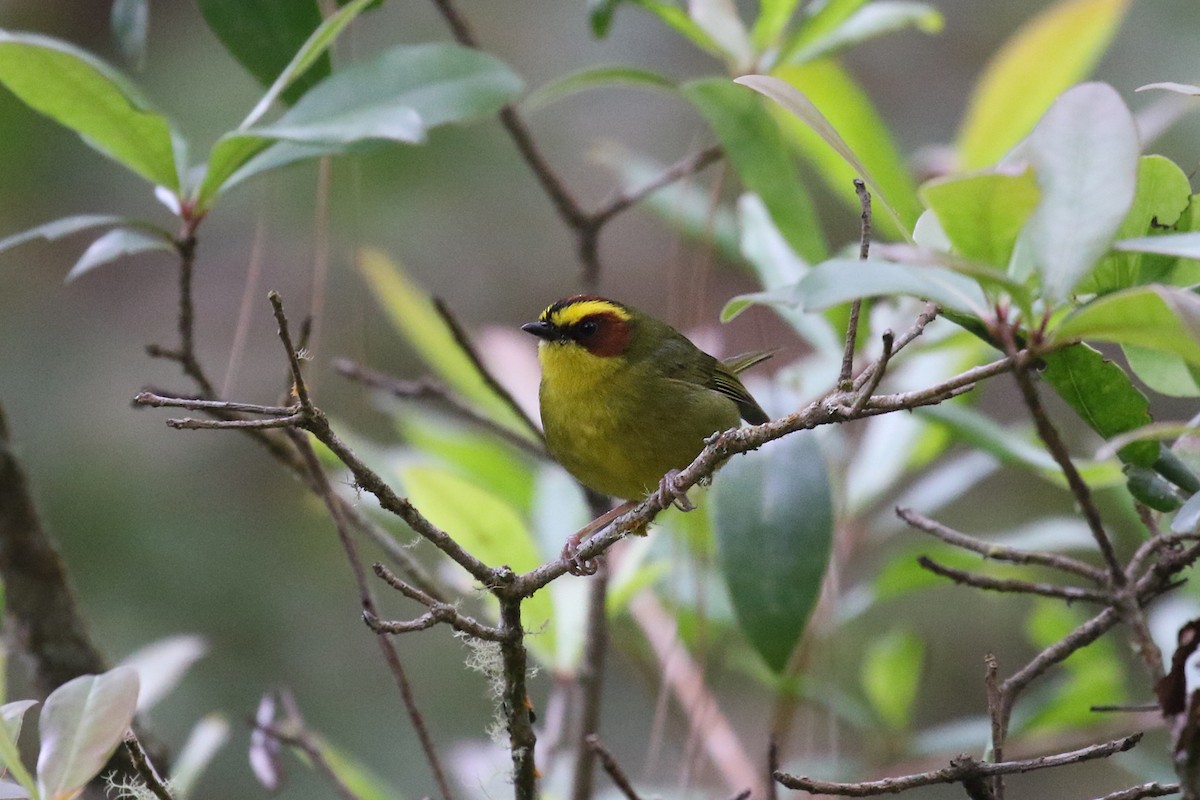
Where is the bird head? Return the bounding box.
[521,295,636,358]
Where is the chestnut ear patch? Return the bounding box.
[572,312,631,357]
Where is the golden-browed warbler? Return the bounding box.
[522,295,770,508]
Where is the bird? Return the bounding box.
[522,295,770,557]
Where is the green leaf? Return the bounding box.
[1114,232,1200,261]
[64,228,175,283]
[37,667,140,800]
[711,433,833,672]
[789,257,990,317]
[684,78,826,264]
[777,0,870,62]
[399,466,554,662]
[118,634,207,713]
[588,0,723,57]
[0,703,35,800]
[919,169,1040,268]
[1123,345,1200,398]
[689,0,754,67]
[0,31,181,191]
[110,0,148,67]
[197,43,521,208]
[522,65,674,112]
[305,736,401,800]
[770,60,922,238]
[170,714,229,800]
[1051,285,1200,366]
[752,0,803,49]
[0,214,130,254]
[1023,82,1139,304]
[357,248,539,442]
[241,0,378,129]
[197,0,329,106]
[1082,156,1194,294]
[781,1,943,66]
[861,629,923,729]
[1172,492,1200,534]
[1040,344,1156,466]
[956,0,1131,169]
[734,73,911,239]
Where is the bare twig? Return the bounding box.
[369,563,505,641]
[146,222,215,397]
[839,180,872,388]
[774,732,1145,795]
[1090,782,1181,800]
[917,556,1111,604]
[850,329,892,416]
[591,145,723,228]
[897,507,1105,583]
[586,735,643,800]
[165,413,305,430]
[334,359,546,459]
[124,732,175,800]
[499,594,538,800]
[254,718,360,800]
[132,393,298,416]
[571,545,611,800]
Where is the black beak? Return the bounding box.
[521,320,557,340]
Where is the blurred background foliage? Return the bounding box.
[0,1,1199,798]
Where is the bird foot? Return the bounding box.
[657,469,695,512]
[561,531,600,576]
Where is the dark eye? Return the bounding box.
[577,319,598,337]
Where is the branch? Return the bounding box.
[916,556,1111,604]
[369,562,506,641]
[897,507,1105,583]
[774,733,1145,795]
[499,594,538,800]
[839,179,872,388]
[146,223,215,397]
[1090,783,1181,800]
[571,541,611,800]
[585,735,643,800]
[124,733,174,800]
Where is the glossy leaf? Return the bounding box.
[684,78,826,264]
[110,0,148,67]
[861,629,923,729]
[0,214,130,254]
[957,0,1130,168]
[781,1,942,66]
[399,465,554,662]
[357,249,538,441]
[790,257,990,317]
[241,0,376,128]
[1023,83,1139,304]
[197,0,328,106]
[37,668,140,800]
[919,169,1039,268]
[522,65,675,111]
[752,0,802,48]
[198,43,521,207]
[1041,344,1156,466]
[118,634,207,712]
[64,228,175,283]
[1051,285,1200,366]
[1123,346,1200,398]
[770,60,921,238]
[735,73,910,238]
[1082,155,1193,294]
[711,433,833,672]
[0,31,181,190]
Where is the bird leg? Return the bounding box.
[561,499,639,576]
[656,469,695,512]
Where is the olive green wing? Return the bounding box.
[710,358,770,425]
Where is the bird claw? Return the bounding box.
[561,532,599,576]
[657,469,695,512]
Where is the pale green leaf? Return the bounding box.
[689,0,754,68]
[65,228,175,283]
[241,0,377,128]
[782,1,942,66]
[169,714,229,800]
[1024,82,1139,304]
[1051,285,1200,366]
[589,0,724,57]
[791,257,990,317]
[1123,345,1200,398]
[957,0,1130,168]
[752,0,803,49]
[735,73,911,239]
[770,60,921,238]
[1137,82,1200,96]
[306,736,401,800]
[37,668,140,800]
[777,0,870,63]
[0,31,181,190]
[711,434,833,672]
[1114,232,1200,260]
[357,248,539,441]
[919,169,1040,268]
[861,629,923,729]
[522,65,674,111]
[0,215,128,254]
[118,634,207,713]
[684,78,826,263]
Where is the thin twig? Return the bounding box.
[896,507,1105,583]
[1003,331,1125,587]
[586,735,643,800]
[124,732,175,800]
[839,180,872,388]
[165,414,305,430]
[767,737,780,800]
[850,330,892,416]
[571,540,611,800]
[254,720,360,800]
[334,359,546,459]
[133,392,297,416]
[1089,782,1181,800]
[591,145,723,228]
[370,563,506,641]
[774,732,1144,795]
[917,556,1111,603]
[499,594,538,800]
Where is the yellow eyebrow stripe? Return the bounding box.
[543,299,631,327]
